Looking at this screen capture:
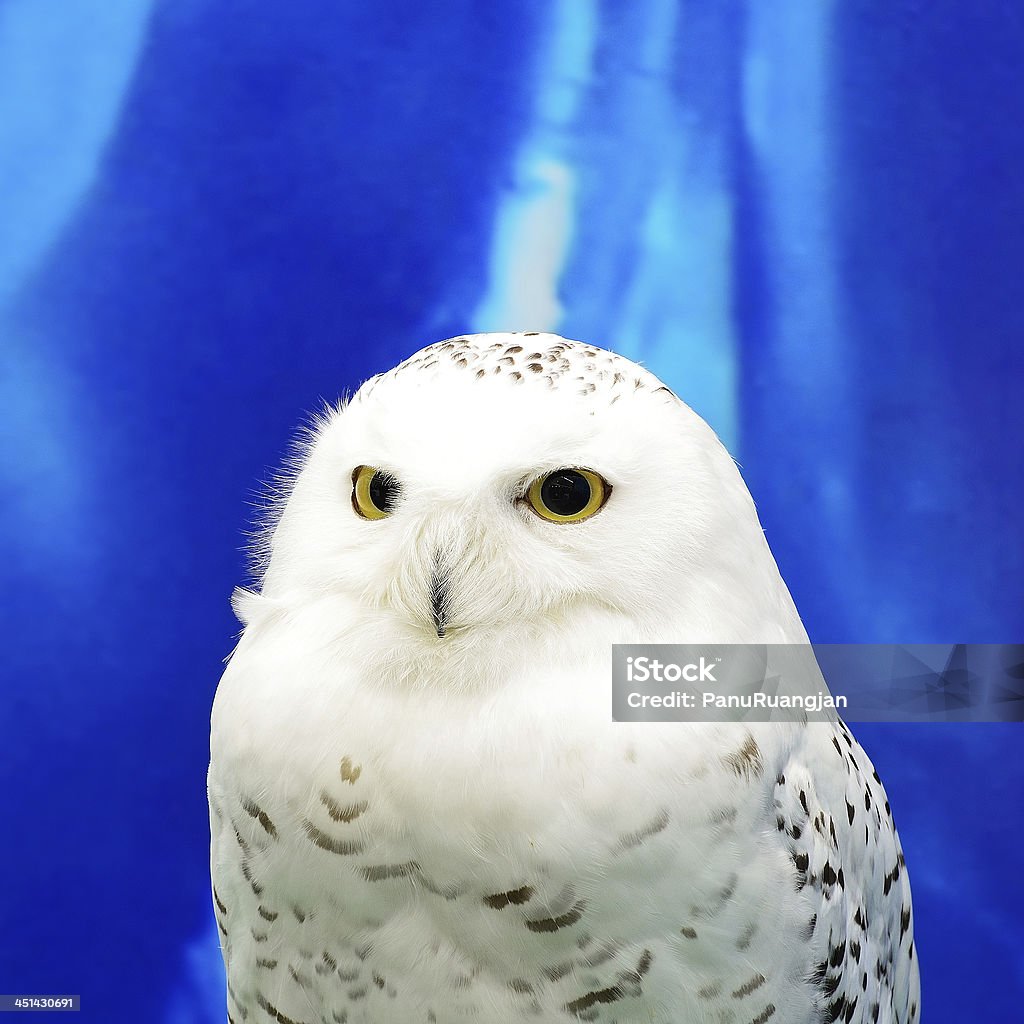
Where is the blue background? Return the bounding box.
[1,2,1021,1020]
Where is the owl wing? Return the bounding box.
[773,720,920,1024]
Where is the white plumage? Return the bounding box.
[209,333,919,1024]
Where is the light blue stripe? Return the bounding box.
[0,0,153,303]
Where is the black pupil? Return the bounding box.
[368,471,398,512]
[540,471,591,517]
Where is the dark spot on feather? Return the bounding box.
[302,819,364,856]
[360,861,419,882]
[544,960,574,982]
[736,921,758,951]
[232,824,250,854]
[237,798,274,839]
[320,793,368,823]
[240,858,263,896]
[710,805,738,826]
[614,808,669,851]
[732,973,766,999]
[564,984,624,1014]
[691,873,739,918]
[823,995,846,1022]
[723,734,763,779]
[525,900,586,933]
[288,964,313,989]
[256,993,307,1024]
[484,885,533,909]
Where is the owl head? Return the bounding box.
[242,333,804,679]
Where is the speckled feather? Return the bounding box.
[209,333,919,1024]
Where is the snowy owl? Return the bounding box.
[209,333,919,1024]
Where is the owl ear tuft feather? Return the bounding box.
[243,393,352,586]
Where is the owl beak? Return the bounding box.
[430,568,450,639]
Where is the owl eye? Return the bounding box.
[526,469,609,523]
[352,465,400,520]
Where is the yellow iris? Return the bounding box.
[526,469,609,523]
[351,465,398,520]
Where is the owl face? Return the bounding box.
[257,335,788,664]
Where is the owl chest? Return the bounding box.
[215,666,700,925]
[212,663,814,1022]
